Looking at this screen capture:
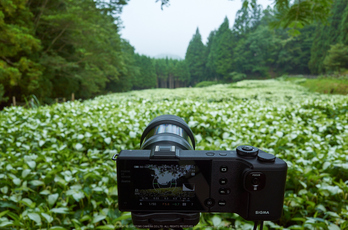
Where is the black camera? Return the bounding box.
[113,115,287,228]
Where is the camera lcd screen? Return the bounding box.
[118,160,211,211]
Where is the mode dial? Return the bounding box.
[236,145,259,157]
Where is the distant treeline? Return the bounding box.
[1,0,348,108]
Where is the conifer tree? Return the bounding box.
[208,17,235,81]
[185,28,206,86]
[309,0,348,74]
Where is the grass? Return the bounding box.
[194,81,220,88]
[279,76,348,95]
[0,79,347,229]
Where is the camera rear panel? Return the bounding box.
[117,149,287,221]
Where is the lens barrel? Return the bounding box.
[140,115,195,151]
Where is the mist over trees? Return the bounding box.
[1,0,348,108]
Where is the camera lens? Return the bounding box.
[140,115,195,150]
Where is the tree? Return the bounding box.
[133,54,157,89]
[309,0,348,74]
[232,0,262,37]
[185,28,206,85]
[207,17,235,80]
[205,31,217,81]
[323,43,348,72]
[173,60,190,87]
[158,0,334,35]
[0,0,42,106]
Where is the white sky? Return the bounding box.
[120,0,273,59]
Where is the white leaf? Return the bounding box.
[42,213,54,223]
[22,169,31,178]
[40,190,51,195]
[48,194,59,206]
[328,223,340,230]
[21,198,33,207]
[50,207,69,214]
[195,134,202,143]
[129,131,136,138]
[27,161,36,169]
[13,178,21,185]
[222,132,230,139]
[39,140,45,147]
[0,186,8,194]
[104,137,111,144]
[77,134,84,139]
[323,162,331,170]
[212,216,221,226]
[30,180,44,186]
[28,213,41,225]
[276,131,283,137]
[93,214,106,223]
[75,143,83,151]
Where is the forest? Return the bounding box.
[1,0,348,108]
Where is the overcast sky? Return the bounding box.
[120,0,272,59]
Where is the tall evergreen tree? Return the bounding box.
[0,0,42,105]
[208,17,235,81]
[309,0,348,74]
[205,31,217,81]
[133,54,157,89]
[185,28,206,85]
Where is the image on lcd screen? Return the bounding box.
[118,160,210,210]
[134,164,196,200]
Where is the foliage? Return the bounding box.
[0,80,347,229]
[269,0,333,36]
[0,0,42,102]
[159,0,334,34]
[282,76,348,95]
[0,84,8,103]
[323,43,348,73]
[132,54,157,90]
[153,58,190,88]
[194,81,220,88]
[185,28,207,85]
[227,72,247,82]
[309,0,348,74]
[0,0,130,108]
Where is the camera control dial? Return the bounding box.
[237,145,259,157]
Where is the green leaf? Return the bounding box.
[96,225,116,229]
[21,198,34,208]
[22,169,31,178]
[27,161,36,169]
[28,213,42,225]
[80,215,91,222]
[29,180,44,186]
[48,194,59,206]
[42,213,54,223]
[93,215,106,223]
[114,213,132,221]
[75,143,83,150]
[0,210,9,218]
[49,226,67,230]
[50,207,69,214]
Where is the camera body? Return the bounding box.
[114,114,287,226]
[117,145,287,221]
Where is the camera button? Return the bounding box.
[204,198,215,207]
[252,177,260,185]
[257,151,276,162]
[218,200,226,206]
[206,152,215,156]
[219,152,227,156]
[219,188,231,195]
[219,178,228,185]
[220,166,228,172]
